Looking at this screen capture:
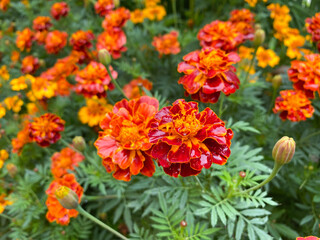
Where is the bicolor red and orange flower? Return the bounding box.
[51,2,69,20]
[0,0,10,11]
[288,54,320,98]
[306,13,320,44]
[16,28,34,52]
[102,7,130,30]
[273,90,314,121]
[32,16,52,32]
[75,61,116,98]
[46,174,83,225]
[96,29,127,59]
[95,0,114,16]
[29,113,65,147]
[12,120,32,154]
[70,30,94,51]
[152,31,181,57]
[95,96,159,181]
[148,99,233,177]
[178,47,240,103]
[45,30,68,54]
[21,55,40,74]
[123,77,153,99]
[229,8,255,41]
[51,147,85,178]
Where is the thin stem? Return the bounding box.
[105,64,129,100]
[299,130,320,144]
[268,87,277,114]
[234,162,282,196]
[60,138,84,156]
[171,0,178,28]
[194,176,205,192]
[0,213,12,220]
[77,205,129,240]
[218,95,225,118]
[85,195,118,201]
[243,47,258,87]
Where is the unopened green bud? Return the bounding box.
[254,24,262,31]
[55,186,79,210]
[72,136,86,152]
[254,29,265,47]
[272,75,282,89]
[98,49,111,66]
[272,136,295,165]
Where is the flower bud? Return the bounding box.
[72,136,86,152]
[239,171,246,178]
[98,49,111,66]
[6,163,17,177]
[253,29,265,47]
[114,0,120,7]
[271,74,282,89]
[180,220,187,228]
[272,136,295,165]
[55,186,79,209]
[254,24,262,31]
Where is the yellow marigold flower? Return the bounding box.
[31,77,57,100]
[145,0,160,7]
[245,0,257,7]
[0,104,5,119]
[143,5,166,21]
[284,34,305,59]
[256,47,280,68]
[0,149,9,169]
[10,75,33,91]
[11,51,20,63]
[0,65,9,81]
[26,102,38,115]
[267,3,290,19]
[0,193,12,214]
[78,98,113,127]
[4,96,24,113]
[131,9,145,24]
[238,46,254,60]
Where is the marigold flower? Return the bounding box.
[229,9,255,41]
[178,47,240,103]
[26,102,38,115]
[95,96,159,181]
[78,97,113,127]
[29,113,65,147]
[69,30,94,51]
[10,74,33,91]
[0,193,12,214]
[123,77,153,99]
[273,90,314,121]
[21,55,40,74]
[51,147,85,178]
[96,29,127,59]
[4,96,23,113]
[0,104,5,119]
[245,0,257,7]
[306,13,320,43]
[75,61,116,98]
[12,121,32,154]
[145,0,160,7]
[296,237,320,240]
[95,0,114,16]
[238,46,254,60]
[256,47,280,68]
[34,30,48,45]
[102,7,130,30]
[44,55,79,81]
[197,20,244,52]
[46,174,83,225]
[152,31,181,57]
[284,35,305,59]
[0,0,9,11]
[0,149,9,169]
[16,28,34,51]
[51,2,69,20]
[267,3,290,19]
[11,51,20,63]
[148,99,233,177]
[31,76,57,100]
[32,16,52,32]
[143,5,166,21]
[45,30,68,54]
[0,65,9,80]
[130,9,145,24]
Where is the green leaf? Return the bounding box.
[241,209,270,217]
[216,206,227,225]
[248,224,256,240]
[211,208,218,227]
[236,218,245,240]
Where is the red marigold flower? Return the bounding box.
[123,77,153,99]
[306,13,320,44]
[197,20,244,52]
[29,113,65,147]
[46,174,83,225]
[148,99,233,177]
[273,90,314,121]
[75,61,116,98]
[102,7,130,30]
[69,30,94,51]
[288,54,320,99]
[32,16,52,32]
[229,8,255,41]
[94,96,159,181]
[16,28,34,52]
[0,0,10,11]
[21,55,40,74]
[96,29,127,59]
[51,147,85,178]
[51,2,69,20]
[45,30,68,54]
[12,120,32,154]
[95,0,114,16]
[44,55,79,81]
[152,31,181,57]
[177,47,240,103]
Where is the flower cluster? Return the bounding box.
[51,2,69,20]
[306,13,320,51]
[152,31,181,57]
[45,30,68,54]
[130,0,166,24]
[123,77,153,99]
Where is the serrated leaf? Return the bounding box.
[216,206,226,225]
[236,218,245,240]
[211,207,218,227]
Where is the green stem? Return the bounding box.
[105,64,129,100]
[194,176,205,192]
[59,138,83,155]
[85,195,118,201]
[171,0,178,28]
[218,95,225,118]
[299,130,320,143]
[268,87,277,114]
[0,213,12,220]
[76,205,129,240]
[234,162,282,196]
[243,47,258,87]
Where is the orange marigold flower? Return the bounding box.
[32,16,52,32]
[229,8,255,41]
[31,76,57,100]
[95,96,159,181]
[102,7,130,30]
[273,90,314,121]
[130,9,145,24]
[256,46,280,68]
[0,65,10,80]
[197,20,244,52]
[75,61,116,98]
[143,5,166,21]
[145,0,160,7]
[238,46,254,60]
[267,3,290,19]
[34,30,48,45]
[21,55,40,74]
[12,120,32,154]
[4,96,23,113]
[45,30,68,54]
[149,99,233,177]
[178,47,240,103]
[44,55,79,81]
[306,13,320,43]
[0,0,9,11]
[10,74,34,91]
[51,147,84,178]
[123,77,153,99]
[0,149,9,169]
[46,174,83,225]
[69,30,94,51]
[16,28,34,52]
[96,29,127,59]
[0,104,5,119]
[95,0,114,16]
[29,113,65,147]
[78,97,113,127]
[51,2,69,20]
[288,54,320,99]
[152,31,181,57]
[0,193,12,214]
[245,0,257,7]
[11,51,20,63]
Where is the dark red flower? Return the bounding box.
[51,2,69,20]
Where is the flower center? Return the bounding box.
[117,126,143,149]
[173,114,201,138]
